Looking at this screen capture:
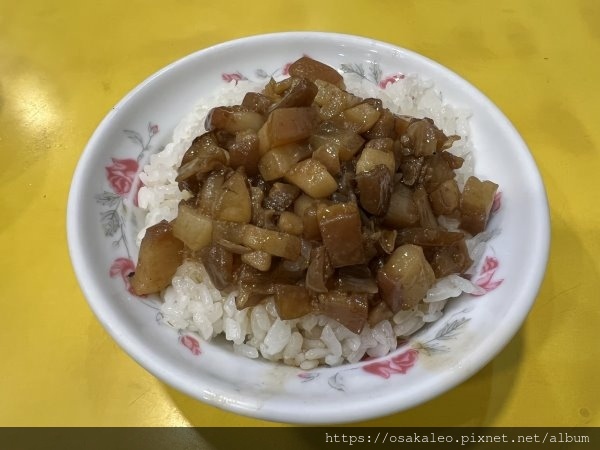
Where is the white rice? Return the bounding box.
[136,72,487,367]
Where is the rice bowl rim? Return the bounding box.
[67,31,550,423]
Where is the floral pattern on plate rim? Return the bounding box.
[95,59,504,381]
[95,122,158,293]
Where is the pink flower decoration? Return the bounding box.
[180,335,201,355]
[109,257,136,294]
[379,73,405,89]
[281,62,293,76]
[221,72,247,85]
[298,372,319,382]
[148,123,159,136]
[362,349,419,378]
[491,191,502,213]
[106,158,138,196]
[130,176,144,207]
[473,256,504,295]
[482,256,499,273]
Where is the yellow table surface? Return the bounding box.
[1,0,598,428]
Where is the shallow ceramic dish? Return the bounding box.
[67,32,550,423]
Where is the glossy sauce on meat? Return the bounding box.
[132,57,498,334]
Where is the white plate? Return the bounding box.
[67,32,550,423]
